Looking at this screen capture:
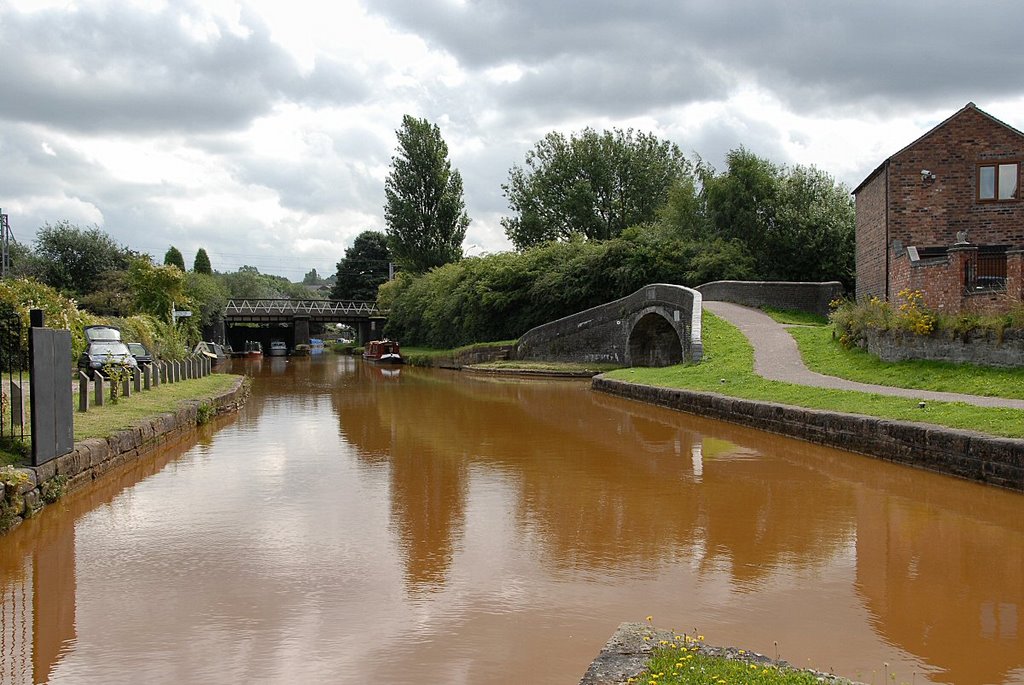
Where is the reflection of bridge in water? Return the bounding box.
[223,299,388,347]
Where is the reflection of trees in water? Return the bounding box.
[333,368,856,592]
[746,426,1024,683]
[334,364,1024,681]
[0,431,212,684]
[855,487,1023,684]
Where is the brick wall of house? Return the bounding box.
[889,253,962,311]
[887,106,1024,251]
[855,168,888,301]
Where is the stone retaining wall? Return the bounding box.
[866,328,1024,368]
[697,280,844,318]
[592,377,1024,491]
[2,376,250,534]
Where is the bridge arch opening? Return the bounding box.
[627,312,683,367]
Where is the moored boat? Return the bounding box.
[363,339,402,364]
[268,340,288,357]
[194,341,228,365]
[244,341,263,357]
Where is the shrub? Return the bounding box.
[0,278,91,363]
[831,290,1024,348]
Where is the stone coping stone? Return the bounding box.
[579,622,860,685]
[463,364,601,378]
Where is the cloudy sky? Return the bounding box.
[3,0,1024,281]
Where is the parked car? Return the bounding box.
[83,324,122,343]
[126,342,153,365]
[78,340,139,376]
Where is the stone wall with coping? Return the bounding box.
[592,377,1024,491]
[696,281,844,318]
[2,376,250,535]
[866,328,1024,367]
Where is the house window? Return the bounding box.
[978,162,1019,201]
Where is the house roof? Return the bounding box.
[852,102,1024,195]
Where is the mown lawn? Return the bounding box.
[788,324,1024,399]
[73,373,242,441]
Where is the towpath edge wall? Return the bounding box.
[3,376,250,534]
[592,377,1024,492]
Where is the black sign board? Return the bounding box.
[29,327,74,465]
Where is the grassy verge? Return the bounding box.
[760,307,829,327]
[73,374,242,441]
[605,313,1024,438]
[400,340,517,366]
[789,325,1024,399]
[642,645,829,685]
[471,360,622,374]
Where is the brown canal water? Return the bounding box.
[1,355,1022,685]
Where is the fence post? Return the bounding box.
[93,370,104,407]
[143,364,151,390]
[78,371,89,413]
[133,366,142,393]
[9,379,25,426]
[122,374,131,399]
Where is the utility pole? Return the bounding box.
[0,210,11,278]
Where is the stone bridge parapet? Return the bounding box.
[696,280,844,318]
[515,284,702,367]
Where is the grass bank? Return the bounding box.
[400,340,517,366]
[789,325,1024,399]
[73,373,242,441]
[470,360,622,374]
[0,373,243,466]
[606,312,1024,438]
[643,645,836,685]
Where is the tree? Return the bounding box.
[194,248,212,274]
[164,246,185,271]
[127,257,189,321]
[32,221,133,297]
[501,128,692,249]
[331,230,391,301]
[77,270,135,316]
[384,115,469,274]
[186,271,229,328]
[703,148,855,288]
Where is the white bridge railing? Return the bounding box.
[225,299,383,317]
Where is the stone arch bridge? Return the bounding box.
[515,284,703,367]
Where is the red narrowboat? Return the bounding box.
[363,339,403,364]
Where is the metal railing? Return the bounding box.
[224,299,383,317]
[964,251,1008,293]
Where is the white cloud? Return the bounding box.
[2,0,1024,280]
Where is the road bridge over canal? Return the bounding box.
[223,299,388,348]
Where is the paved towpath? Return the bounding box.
[702,300,1024,410]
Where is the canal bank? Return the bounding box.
[593,376,1024,492]
[1,375,250,534]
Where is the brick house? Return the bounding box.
[853,102,1024,312]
